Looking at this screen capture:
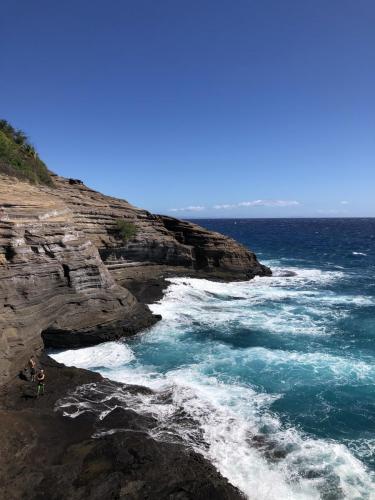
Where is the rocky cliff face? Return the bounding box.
[0,173,270,382]
[48,175,269,280]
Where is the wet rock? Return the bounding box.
[100,407,157,432]
[0,354,243,500]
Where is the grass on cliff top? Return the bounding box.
[0,119,53,186]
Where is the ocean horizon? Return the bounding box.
[188,217,375,220]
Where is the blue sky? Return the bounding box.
[1,0,374,217]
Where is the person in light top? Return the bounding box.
[28,356,36,382]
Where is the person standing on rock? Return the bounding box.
[28,356,36,382]
[36,369,45,396]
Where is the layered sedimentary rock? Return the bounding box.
[0,175,154,381]
[49,175,269,280]
[0,173,270,382]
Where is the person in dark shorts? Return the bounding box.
[36,369,45,396]
[28,356,36,382]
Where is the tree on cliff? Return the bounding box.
[115,220,138,242]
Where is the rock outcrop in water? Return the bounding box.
[0,172,270,382]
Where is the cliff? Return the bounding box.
[0,172,270,382]
[0,124,270,498]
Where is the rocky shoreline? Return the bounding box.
[0,353,244,499]
[0,172,270,498]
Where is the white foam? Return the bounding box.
[54,362,375,500]
[52,341,135,369]
[148,273,373,339]
[52,338,375,497]
[51,270,375,499]
[352,252,368,256]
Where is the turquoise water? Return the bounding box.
[52,219,375,499]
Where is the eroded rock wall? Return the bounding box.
[48,175,270,279]
[0,176,156,381]
[0,174,270,383]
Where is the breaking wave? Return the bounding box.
[52,266,375,499]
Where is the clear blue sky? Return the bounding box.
[1,0,374,217]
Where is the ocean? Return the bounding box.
[51,218,375,499]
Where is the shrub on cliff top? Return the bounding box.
[0,119,53,186]
[115,220,138,242]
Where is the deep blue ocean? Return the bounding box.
[53,219,375,499]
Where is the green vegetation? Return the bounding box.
[0,119,53,186]
[115,220,138,242]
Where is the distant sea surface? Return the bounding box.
[52,219,375,499]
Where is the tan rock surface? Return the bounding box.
[0,174,270,382]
